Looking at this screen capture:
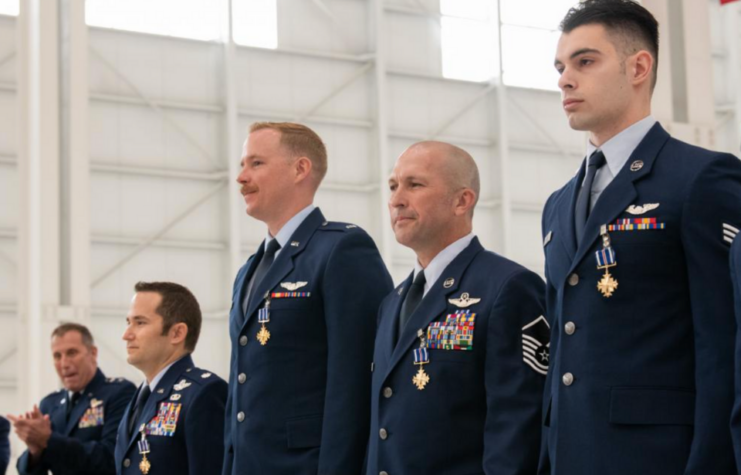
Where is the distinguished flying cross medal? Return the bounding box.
[596,225,618,298]
[257,299,271,345]
[137,430,151,474]
[412,329,430,390]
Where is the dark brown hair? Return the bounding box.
[51,322,95,348]
[134,281,202,352]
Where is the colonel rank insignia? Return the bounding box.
[522,316,550,375]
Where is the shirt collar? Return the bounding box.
[146,357,181,393]
[265,204,316,251]
[586,115,656,176]
[413,233,475,296]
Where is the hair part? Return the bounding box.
[51,323,95,349]
[560,0,659,91]
[249,122,328,185]
[134,281,202,352]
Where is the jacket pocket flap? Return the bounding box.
[609,387,695,425]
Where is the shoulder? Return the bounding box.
[662,137,740,174]
[313,221,379,254]
[180,367,227,390]
[40,389,66,409]
[471,250,544,295]
[102,376,137,398]
[0,416,8,431]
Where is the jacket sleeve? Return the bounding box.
[680,153,741,475]
[730,237,741,467]
[318,231,393,475]
[37,383,135,475]
[483,269,547,475]
[1,417,10,475]
[186,379,228,475]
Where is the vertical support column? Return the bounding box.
[495,0,510,256]
[643,0,674,123]
[60,0,91,313]
[16,0,63,405]
[681,0,714,128]
[371,0,394,267]
[223,0,242,353]
[723,2,741,153]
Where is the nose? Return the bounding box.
[236,162,250,185]
[122,325,133,341]
[388,187,406,210]
[558,68,574,91]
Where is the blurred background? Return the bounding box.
[0,0,739,465]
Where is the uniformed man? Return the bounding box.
[7,323,135,475]
[115,281,227,475]
[542,1,741,474]
[223,122,393,475]
[0,416,9,475]
[366,141,547,475]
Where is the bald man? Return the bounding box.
[366,141,547,475]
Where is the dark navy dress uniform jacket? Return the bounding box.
[17,369,135,475]
[366,237,547,475]
[540,123,741,475]
[223,208,393,475]
[114,355,227,475]
[729,235,741,470]
[0,416,9,475]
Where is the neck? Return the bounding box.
[143,350,187,384]
[415,227,471,268]
[590,103,650,147]
[265,198,313,237]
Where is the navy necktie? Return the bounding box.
[65,392,81,422]
[128,385,151,437]
[575,150,606,244]
[245,239,281,313]
[398,271,426,340]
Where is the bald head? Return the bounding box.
[405,141,480,214]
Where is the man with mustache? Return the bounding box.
[366,141,547,475]
[8,323,135,475]
[541,1,741,474]
[223,122,392,475]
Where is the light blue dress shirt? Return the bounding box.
[585,115,656,209]
[413,232,475,297]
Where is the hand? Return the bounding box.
[8,406,52,457]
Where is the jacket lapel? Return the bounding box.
[378,274,413,368]
[63,369,106,435]
[241,208,325,330]
[123,355,194,455]
[569,123,669,271]
[386,238,484,376]
[50,394,68,434]
[231,247,263,335]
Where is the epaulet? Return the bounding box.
[106,377,127,384]
[183,367,215,384]
[318,221,361,232]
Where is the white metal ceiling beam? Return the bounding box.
[90,47,224,170]
[297,61,374,121]
[90,180,227,288]
[429,82,497,139]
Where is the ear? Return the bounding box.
[293,156,313,184]
[91,345,98,359]
[169,322,189,347]
[452,188,477,217]
[630,50,653,88]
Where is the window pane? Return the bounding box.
[86,0,222,42]
[0,0,18,16]
[232,0,277,49]
[441,0,493,21]
[441,16,498,82]
[502,25,560,90]
[502,0,577,30]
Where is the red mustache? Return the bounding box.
[241,185,258,195]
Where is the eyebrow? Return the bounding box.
[554,48,602,67]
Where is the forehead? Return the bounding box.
[556,23,616,58]
[391,146,445,179]
[128,291,163,318]
[244,128,282,152]
[51,331,85,350]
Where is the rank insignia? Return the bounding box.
[522,315,550,375]
[448,292,481,308]
[145,402,182,437]
[626,203,659,215]
[280,281,307,291]
[608,217,665,231]
[173,379,192,391]
[724,223,739,246]
[427,312,475,351]
[201,372,212,379]
[543,231,553,247]
[78,403,105,428]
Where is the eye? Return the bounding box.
[252,160,263,167]
[579,58,593,67]
[389,183,398,192]
[555,66,564,75]
[410,182,423,188]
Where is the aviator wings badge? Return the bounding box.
[448,292,481,308]
[626,203,659,215]
[280,282,308,291]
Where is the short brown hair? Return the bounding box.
[134,281,202,352]
[250,122,328,184]
[51,323,95,349]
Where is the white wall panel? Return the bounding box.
[278,0,369,54]
[385,11,441,75]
